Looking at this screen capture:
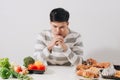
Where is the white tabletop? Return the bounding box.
[30,66,76,80]
[30,66,114,80]
[0,66,113,80]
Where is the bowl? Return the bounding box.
[114,65,120,70]
[28,70,45,74]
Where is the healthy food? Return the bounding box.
[23,56,46,71]
[0,58,10,69]
[0,58,11,79]
[23,56,35,67]
[0,57,33,80]
[0,67,11,79]
[28,60,45,71]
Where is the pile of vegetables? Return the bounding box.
[23,56,35,67]
[23,56,46,71]
[0,58,10,68]
[0,56,46,79]
[0,58,33,80]
[0,58,11,79]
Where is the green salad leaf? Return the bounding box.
[0,67,11,79]
[0,58,10,69]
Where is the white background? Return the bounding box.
[0,0,120,65]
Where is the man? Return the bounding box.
[34,8,83,66]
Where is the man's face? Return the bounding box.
[50,21,69,37]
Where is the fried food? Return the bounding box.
[82,71,95,78]
[115,70,120,78]
[77,70,99,78]
[93,62,110,68]
[76,69,84,76]
[76,64,91,70]
[86,58,97,65]
[88,67,100,74]
[76,58,113,79]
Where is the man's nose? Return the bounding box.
[56,28,60,33]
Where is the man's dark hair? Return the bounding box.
[50,8,70,22]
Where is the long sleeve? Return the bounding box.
[33,29,84,66]
[63,34,83,65]
[33,32,50,65]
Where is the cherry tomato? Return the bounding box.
[14,65,22,73]
[37,65,45,71]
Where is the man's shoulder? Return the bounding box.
[38,29,51,35]
[37,29,52,39]
[69,29,81,38]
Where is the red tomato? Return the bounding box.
[14,65,22,73]
[28,64,37,70]
[37,65,45,71]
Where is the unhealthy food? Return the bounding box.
[94,62,110,68]
[76,58,113,79]
[76,69,84,76]
[87,67,100,74]
[82,71,95,78]
[115,70,120,78]
[86,58,97,65]
[76,64,91,70]
[76,70,99,78]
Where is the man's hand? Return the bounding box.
[57,40,68,52]
[47,36,64,52]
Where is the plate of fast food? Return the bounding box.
[75,58,113,79]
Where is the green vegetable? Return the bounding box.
[10,69,33,80]
[10,69,19,78]
[18,74,33,80]
[0,58,10,69]
[0,67,11,79]
[23,56,35,67]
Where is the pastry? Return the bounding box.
[115,70,120,78]
[86,58,97,65]
[76,64,91,70]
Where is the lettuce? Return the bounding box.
[0,58,10,69]
[0,67,11,79]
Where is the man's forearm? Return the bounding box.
[63,47,83,65]
[47,45,53,53]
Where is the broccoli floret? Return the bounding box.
[23,56,35,67]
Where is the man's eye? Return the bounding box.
[60,26,64,29]
[54,26,57,28]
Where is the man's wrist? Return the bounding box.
[63,45,68,52]
[48,48,51,52]
[47,45,52,52]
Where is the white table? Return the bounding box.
[30,66,114,80]
[30,66,77,80]
[1,66,113,80]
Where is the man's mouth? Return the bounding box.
[56,34,62,36]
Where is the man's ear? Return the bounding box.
[50,22,52,24]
